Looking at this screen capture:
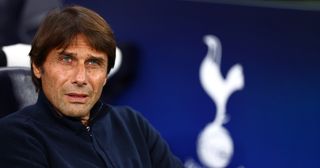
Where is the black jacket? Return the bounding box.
[0,92,183,167]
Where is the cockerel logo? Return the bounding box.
[188,35,245,168]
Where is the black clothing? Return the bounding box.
[0,92,183,167]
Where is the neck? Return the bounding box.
[81,117,90,126]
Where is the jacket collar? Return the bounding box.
[35,90,107,133]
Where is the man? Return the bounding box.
[0,6,183,167]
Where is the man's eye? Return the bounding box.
[61,55,73,63]
[88,59,100,65]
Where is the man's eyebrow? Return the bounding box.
[58,51,76,57]
[88,55,107,62]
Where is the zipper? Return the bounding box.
[86,126,92,136]
[85,125,113,167]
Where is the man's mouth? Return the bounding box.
[65,93,89,103]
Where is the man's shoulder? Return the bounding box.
[0,104,38,128]
[105,105,139,120]
[107,105,137,116]
[0,106,41,144]
[104,104,148,126]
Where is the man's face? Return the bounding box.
[33,34,108,121]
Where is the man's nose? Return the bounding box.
[72,64,87,86]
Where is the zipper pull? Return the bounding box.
[86,126,91,132]
[86,126,93,137]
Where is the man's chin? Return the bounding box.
[60,107,90,118]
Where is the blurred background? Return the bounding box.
[1,0,320,167]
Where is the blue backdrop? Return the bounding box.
[63,1,320,167]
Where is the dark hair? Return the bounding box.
[29,5,116,91]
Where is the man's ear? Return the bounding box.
[32,63,42,78]
[103,76,107,86]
